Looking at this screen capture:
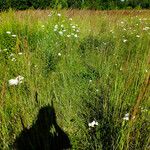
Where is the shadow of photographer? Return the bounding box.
[14,104,71,150]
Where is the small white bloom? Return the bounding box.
[54,28,57,32]
[9,79,19,86]
[57,13,61,17]
[145,69,148,73]
[6,31,11,34]
[69,18,72,21]
[9,53,14,57]
[9,75,24,86]
[61,24,64,28]
[16,75,24,81]
[89,80,92,83]
[18,52,23,55]
[123,113,129,121]
[72,25,76,29]
[41,25,45,28]
[11,58,16,62]
[59,31,63,36]
[58,53,61,56]
[136,35,140,38]
[123,39,127,43]
[143,27,150,31]
[54,25,58,29]
[88,120,98,127]
[74,34,78,38]
[12,35,17,37]
[67,35,71,37]
[63,29,66,32]
[76,30,80,33]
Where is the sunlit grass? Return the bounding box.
[0,9,150,150]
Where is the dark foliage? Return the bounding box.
[0,0,150,11]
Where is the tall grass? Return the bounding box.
[0,9,150,150]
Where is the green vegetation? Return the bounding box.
[0,9,150,149]
[0,0,150,10]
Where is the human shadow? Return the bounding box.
[13,104,72,150]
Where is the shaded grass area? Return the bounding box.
[0,9,150,149]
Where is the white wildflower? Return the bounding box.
[74,34,78,38]
[12,35,17,37]
[89,79,92,83]
[9,75,24,86]
[59,31,63,36]
[67,35,71,37]
[11,58,16,62]
[123,39,127,43]
[58,53,61,56]
[54,28,57,32]
[96,89,99,92]
[6,31,11,34]
[18,52,23,55]
[88,120,98,128]
[57,13,61,17]
[72,25,76,29]
[61,24,64,28]
[69,18,72,21]
[143,27,150,31]
[123,113,129,121]
[54,25,58,29]
[136,35,140,38]
[9,53,14,57]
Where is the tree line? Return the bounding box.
[0,0,150,10]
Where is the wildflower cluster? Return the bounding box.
[88,120,98,128]
[53,14,80,38]
[6,31,17,38]
[9,75,24,86]
[123,113,129,121]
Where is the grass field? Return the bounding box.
[0,9,150,150]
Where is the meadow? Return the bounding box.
[0,9,150,150]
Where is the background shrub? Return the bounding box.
[0,0,150,11]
